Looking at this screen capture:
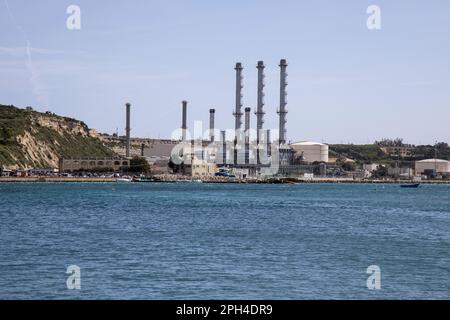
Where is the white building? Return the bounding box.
[415,159,450,175]
[290,141,329,163]
[363,164,379,172]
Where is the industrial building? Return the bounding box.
[415,159,450,175]
[290,141,329,163]
[59,157,130,173]
[186,159,217,177]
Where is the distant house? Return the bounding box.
[183,159,217,177]
[1,167,12,177]
[381,146,413,157]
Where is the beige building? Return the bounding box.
[190,159,217,177]
[59,157,130,172]
[290,141,329,163]
[381,146,413,157]
[415,159,450,175]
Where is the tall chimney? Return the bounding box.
[266,129,271,157]
[125,102,131,158]
[244,107,251,164]
[221,130,227,165]
[256,61,265,164]
[234,63,243,165]
[233,63,244,132]
[278,59,288,145]
[209,108,215,142]
[256,61,265,140]
[181,100,187,141]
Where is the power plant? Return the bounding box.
[170,59,296,175]
[120,58,330,178]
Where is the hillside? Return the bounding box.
[0,105,115,169]
[329,143,450,166]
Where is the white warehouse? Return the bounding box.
[290,141,329,163]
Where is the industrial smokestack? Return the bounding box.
[278,59,288,145]
[234,63,243,131]
[234,63,244,165]
[209,108,215,142]
[244,107,251,132]
[256,61,265,165]
[125,102,131,158]
[221,130,226,165]
[256,61,265,141]
[244,107,251,164]
[181,100,187,141]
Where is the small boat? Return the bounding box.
[116,177,132,183]
[132,177,154,182]
[400,183,420,188]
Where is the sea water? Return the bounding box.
[0,182,449,299]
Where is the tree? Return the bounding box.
[1,127,12,144]
[372,165,388,178]
[342,162,356,172]
[436,142,449,150]
[375,138,404,147]
[129,156,150,174]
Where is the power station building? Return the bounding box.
[117,58,332,177]
[290,141,329,163]
[415,159,450,175]
[59,157,130,172]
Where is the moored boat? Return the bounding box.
[400,183,420,188]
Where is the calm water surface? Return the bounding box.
[0,182,449,299]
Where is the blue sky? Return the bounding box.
[1,0,449,144]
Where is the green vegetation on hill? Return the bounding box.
[0,104,115,168]
[329,144,390,164]
[330,142,450,166]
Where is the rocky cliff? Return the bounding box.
[0,105,115,169]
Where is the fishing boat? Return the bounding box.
[400,183,420,188]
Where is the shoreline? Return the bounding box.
[1,176,449,184]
